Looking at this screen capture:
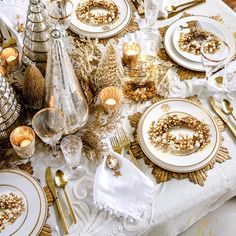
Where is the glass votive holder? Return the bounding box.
[99,86,122,113]
[0,66,6,77]
[1,47,19,72]
[10,126,36,159]
[122,42,141,68]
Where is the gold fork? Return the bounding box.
[110,136,122,154]
[117,129,140,169]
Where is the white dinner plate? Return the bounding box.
[0,169,47,236]
[172,20,227,63]
[164,16,236,71]
[137,99,221,173]
[69,0,132,38]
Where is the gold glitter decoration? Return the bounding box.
[128,97,231,186]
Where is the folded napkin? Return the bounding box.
[93,150,156,220]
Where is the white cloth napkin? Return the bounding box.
[93,151,156,220]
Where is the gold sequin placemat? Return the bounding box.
[128,96,231,186]
[157,13,227,81]
[68,1,139,45]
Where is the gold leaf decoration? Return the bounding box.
[72,38,101,106]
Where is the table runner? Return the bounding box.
[1,0,236,235]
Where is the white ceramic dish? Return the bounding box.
[164,16,235,71]
[0,169,47,236]
[69,0,132,38]
[137,99,220,173]
[172,20,226,63]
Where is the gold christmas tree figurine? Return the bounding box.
[93,41,124,92]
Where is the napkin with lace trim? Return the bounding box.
[93,150,156,221]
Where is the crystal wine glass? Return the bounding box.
[223,60,236,97]
[60,135,84,180]
[144,0,159,32]
[32,107,66,168]
[47,0,74,36]
[199,37,230,96]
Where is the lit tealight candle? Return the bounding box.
[122,42,141,68]
[1,47,19,72]
[10,126,35,159]
[105,98,117,106]
[20,139,32,148]
[99,87,122,113]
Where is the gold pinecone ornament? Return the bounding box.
[23,65,45,110]
[0,76,22,141]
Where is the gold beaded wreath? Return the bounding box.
[148,114,210,153]
[76,0,120,25]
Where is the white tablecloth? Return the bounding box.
[1,0,236,235]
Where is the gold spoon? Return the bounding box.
[165,0,202,12]
[55,170,77,224]
[222,99,236,122]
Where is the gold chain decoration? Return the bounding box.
[128,97,231,186]
[76,0,120,25]
[157,13,226,81]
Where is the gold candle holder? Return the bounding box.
[10,126,36,159]
[99,86,122,113]
[1,47,19,72]
[122,42,141,68]
[0,66,6,77]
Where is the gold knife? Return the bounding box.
[158,0,206,20]
[209,96,236,139]
[45,167,69,235]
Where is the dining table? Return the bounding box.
[0,0,236,235]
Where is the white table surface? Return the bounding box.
[1,0,236,235]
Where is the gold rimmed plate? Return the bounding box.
[0,169,47,235]
[137,99,221,173]
[164,16,236,71]
[69,0,132,38]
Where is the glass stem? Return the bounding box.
[51,145,57,158]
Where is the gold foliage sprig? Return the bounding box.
[80,110,121,163]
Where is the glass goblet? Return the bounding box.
[32,108,66,168]
[47,0,74,35]
[223,60,236,97]
[144,0,159,32]
[199,37,230,96]
[60,135,84,180]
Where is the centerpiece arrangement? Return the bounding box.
[0,0,235,235]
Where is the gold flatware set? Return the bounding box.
[110,129,140,169]
[158,0,206,20]
[46,167,77,235]
[209,96,236,139]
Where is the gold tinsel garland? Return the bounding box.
[128,96,231,186]
[157,13,226,81]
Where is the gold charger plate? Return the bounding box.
[137,99,221,173]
